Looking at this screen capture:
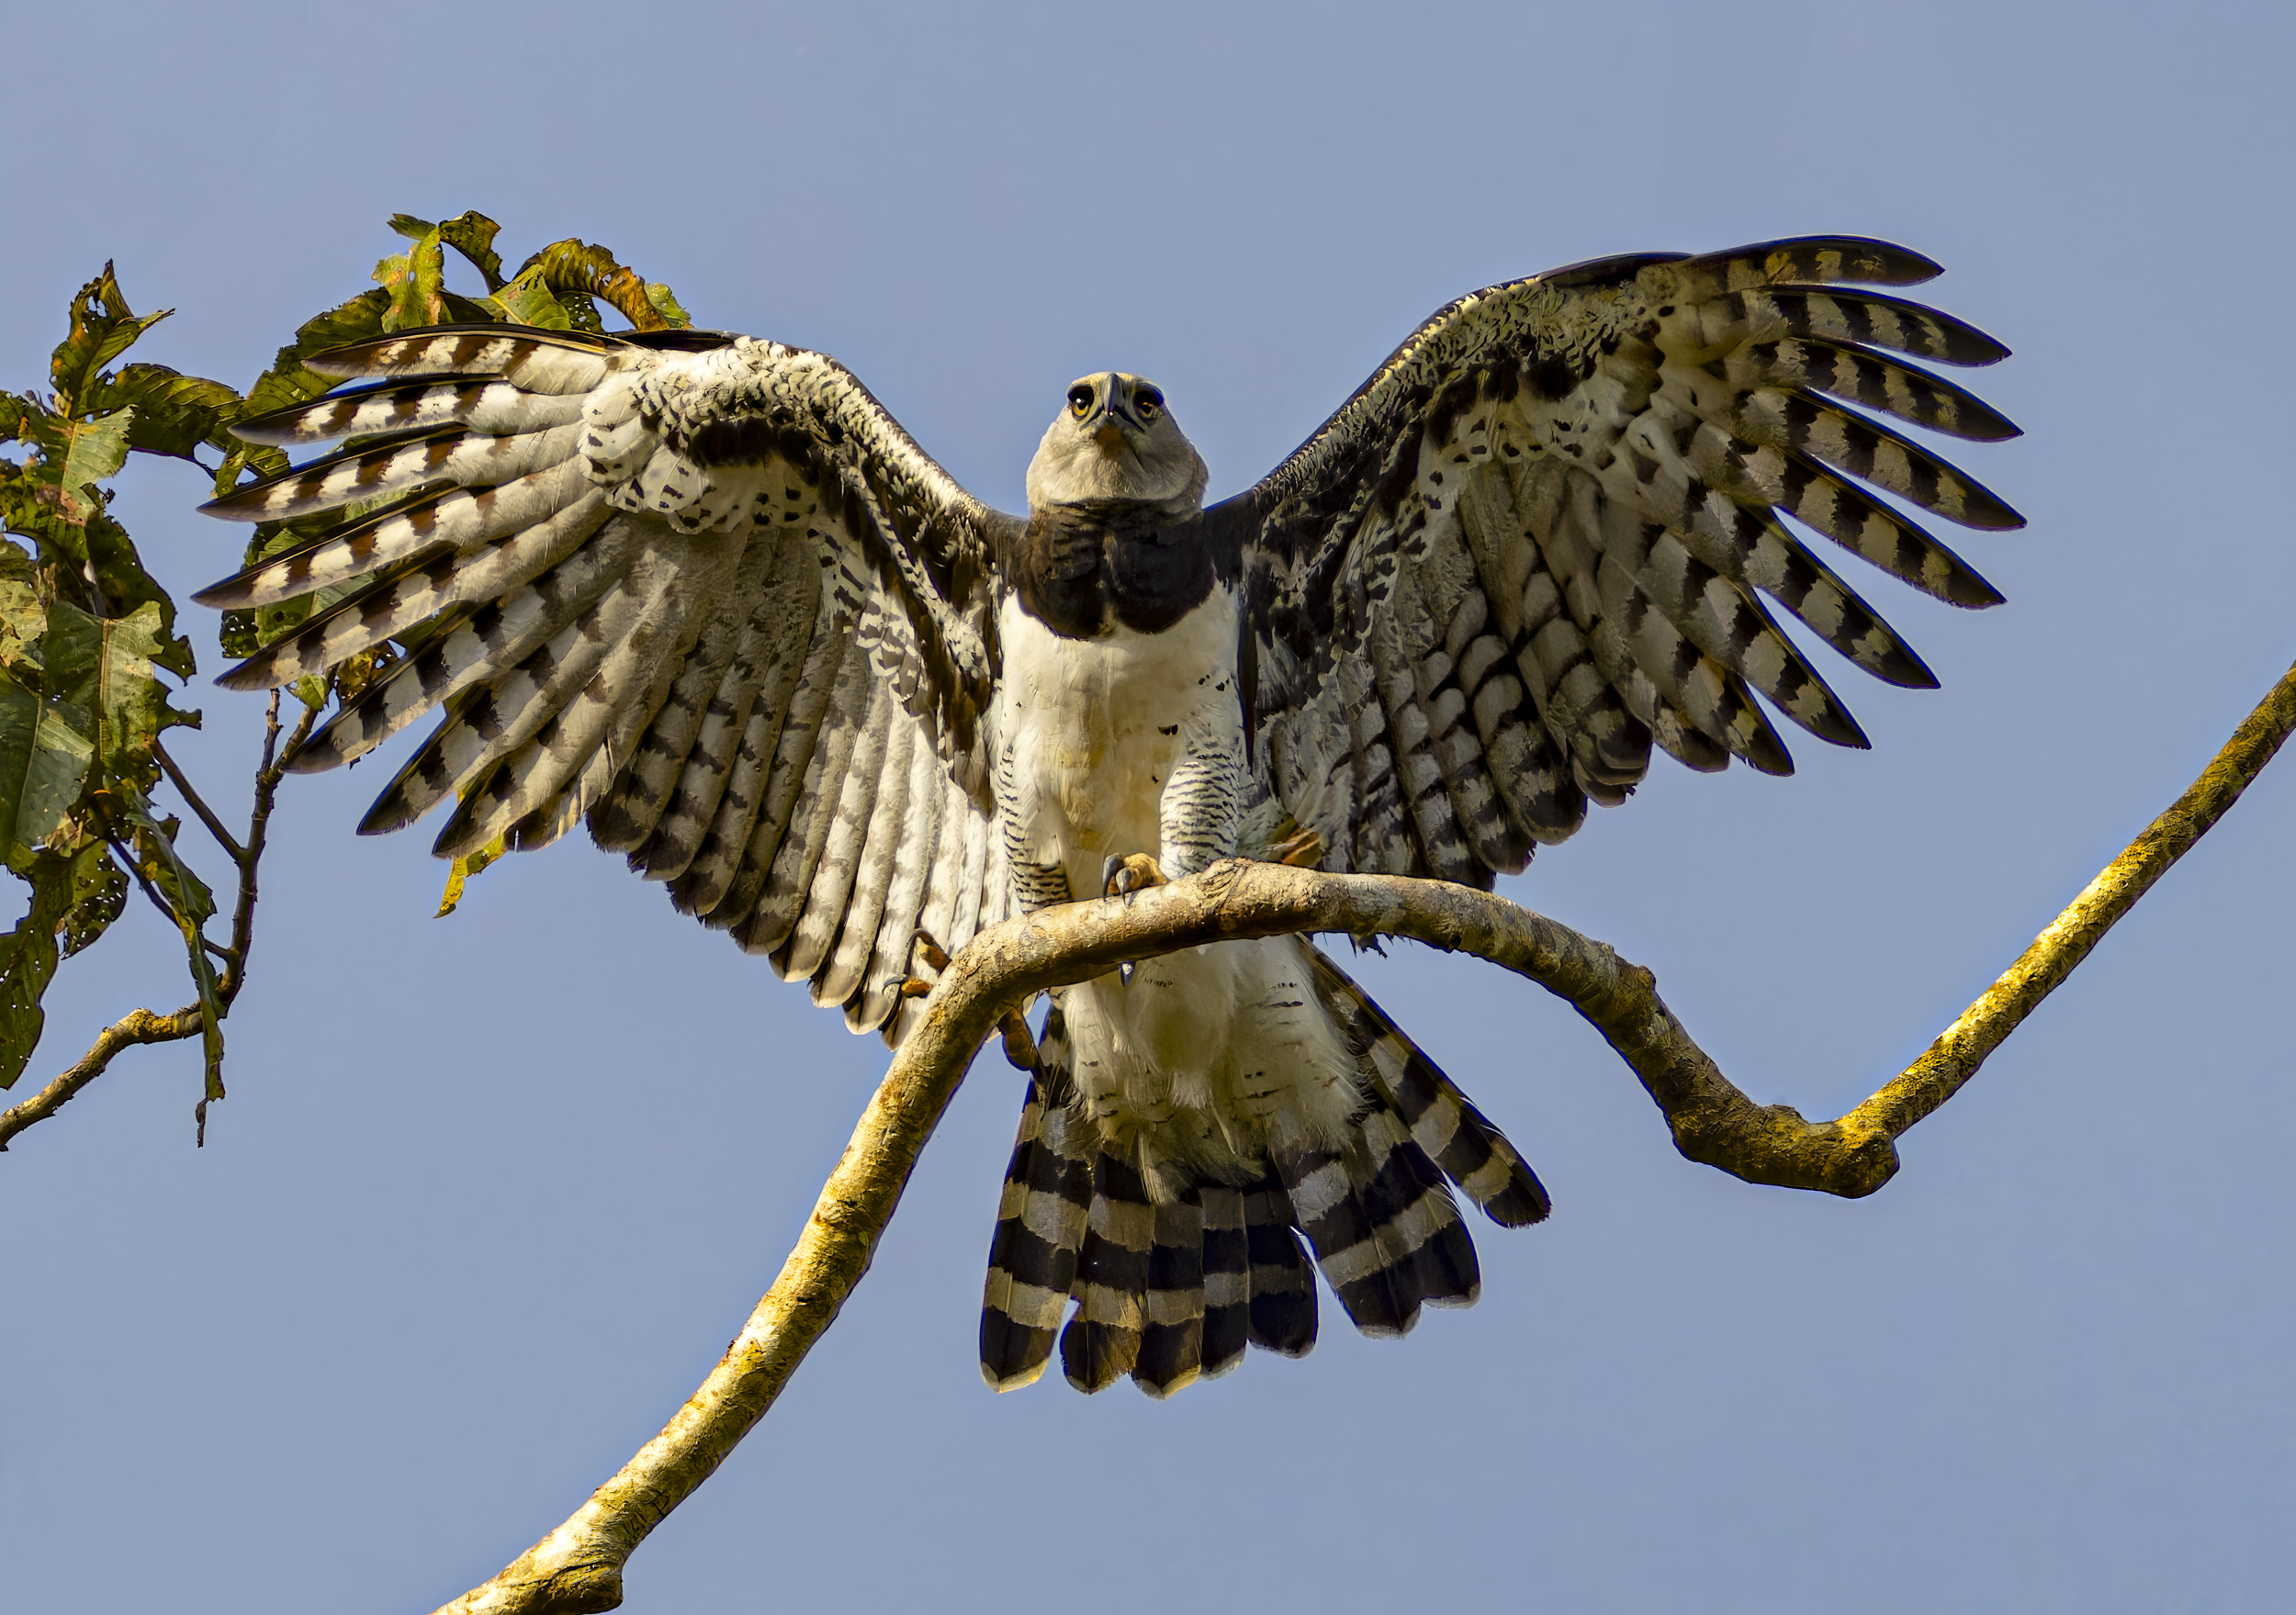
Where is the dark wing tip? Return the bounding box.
[1952,573,2009,609]
[1683,235,1945,288]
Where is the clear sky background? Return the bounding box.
[5,3,2290,1611]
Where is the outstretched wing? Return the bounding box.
[197,324,1022,1039]
[1227,236,2020,885]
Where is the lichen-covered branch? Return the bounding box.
[0,694,315,1150]
[434,654,2296,1615]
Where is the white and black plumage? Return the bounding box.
[197,235,2020,1398]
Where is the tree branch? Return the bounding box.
[0,693,318,1149]
[0,1002,209,1150]
[152,736,247,866]
[433,651,2296,1615]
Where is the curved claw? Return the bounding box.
[1100,852,1168,899]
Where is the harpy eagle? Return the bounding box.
[197,236,2019,1397]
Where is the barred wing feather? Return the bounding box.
[197,325,1018,1041]
[1231,236,2021,886]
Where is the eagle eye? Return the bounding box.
[1067,386,1094,417]
[1135,387,1164,420]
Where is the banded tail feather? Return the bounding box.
[1060,1149,1154,1393]
[1135,1194,1207,1398]
[1309,948,1552,1227]
[981,953,1543,1396]
[1237,1179,1317,1356]
[980,1069,1092,1392]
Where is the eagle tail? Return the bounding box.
[1307,947,1553,1228]
[978,1057,1089,1392]
[977,954,1545,1395]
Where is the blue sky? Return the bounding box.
[5,3,2290,1611]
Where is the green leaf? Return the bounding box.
[0,570,48,676]
[0,667,95,861]
[58,836,125,959]
[116,785,224,1099]
[100,364,243,463]
[59,405,134,497]
[32,509,194,677]
[50,264,170,415]
[0,850,73,1089]
[645,282,692,329]
[377,228,448,333]
[40,599,190,783]
[435,210,506,292]
[512,239,670,331]
[487,272,576,331]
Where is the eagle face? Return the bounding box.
[1025,371,1209,513]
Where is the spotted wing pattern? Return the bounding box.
[1231,236,2020,885]
[197,325,1019,1038]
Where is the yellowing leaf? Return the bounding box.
[377,229,448,333]
[49,264,170,414]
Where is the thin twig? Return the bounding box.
[103,826,186,933]
[0,691,317,1149]
[153,737,247,865]
[433,653,2296,1615]
[225,693,313,1009]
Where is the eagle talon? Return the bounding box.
[900,927,952,999]
[1268,825,1324,869]
[1101,853,1167,900]
[997,1007,1041,1071]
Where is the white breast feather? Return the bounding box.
[995,587,1361,1186]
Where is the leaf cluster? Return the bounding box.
[0,267,220,1090]
[0,214,691,1131]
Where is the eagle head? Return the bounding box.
[1025,372,1208,514]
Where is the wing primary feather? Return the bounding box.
[1665,235,1944,292]
[303,325,616,393]
[284,510,640,771]
[231,377,585,447]
[1722,338,2022,447]
[1725,387,2022,528]
[219,488,612,691]
[1686,287,2011,369]
[199,422,582,524]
